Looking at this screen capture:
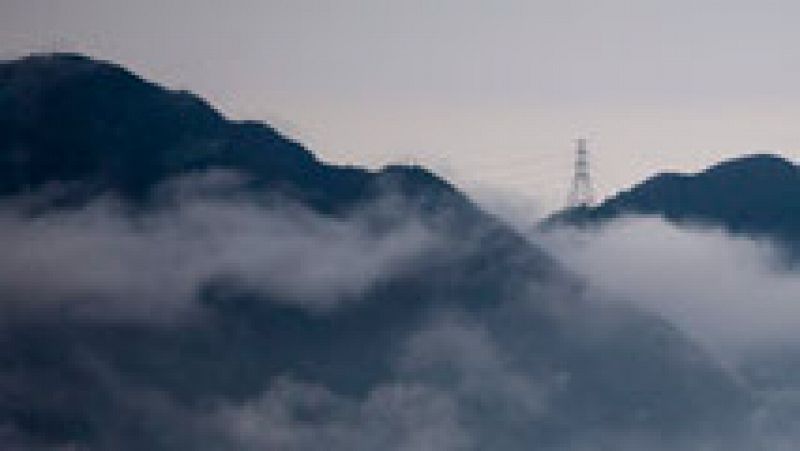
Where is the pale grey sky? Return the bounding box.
[3,0,800,215]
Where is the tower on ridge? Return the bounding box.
[567,138,594,209]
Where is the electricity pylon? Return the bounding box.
[567,138,594,209]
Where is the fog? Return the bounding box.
[3,175,800,449]
[536,217,800,362]
[0,173,437,321]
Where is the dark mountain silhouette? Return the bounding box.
[549,154,800,242]
[0,53,475,217]
[0,54,758,449]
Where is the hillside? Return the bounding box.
[549,154,800,242]
[0,54,757,450]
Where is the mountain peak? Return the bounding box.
[699,153,797,182]
[4,52,114,69]
[1,52,151,95]
[0,53,468,214]
[552,153,800,241]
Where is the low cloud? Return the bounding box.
[6,174,800,449]
[0,174,438,321]
[536,216,800,361]
[212,378,468,451]
[206,314,557,451]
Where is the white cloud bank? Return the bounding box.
[536,216,800,360]
[0,183,438,321]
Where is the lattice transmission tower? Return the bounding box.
[567,138,594,208]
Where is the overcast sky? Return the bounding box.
[3,0,800,214]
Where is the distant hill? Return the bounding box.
[0,54,757,449]
[548,154,800,241]
[0,53,475,217]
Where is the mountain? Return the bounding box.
[0,54,759,449]
[544,154,800,404]
[0,53,483,216]
[549,154,800,242]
